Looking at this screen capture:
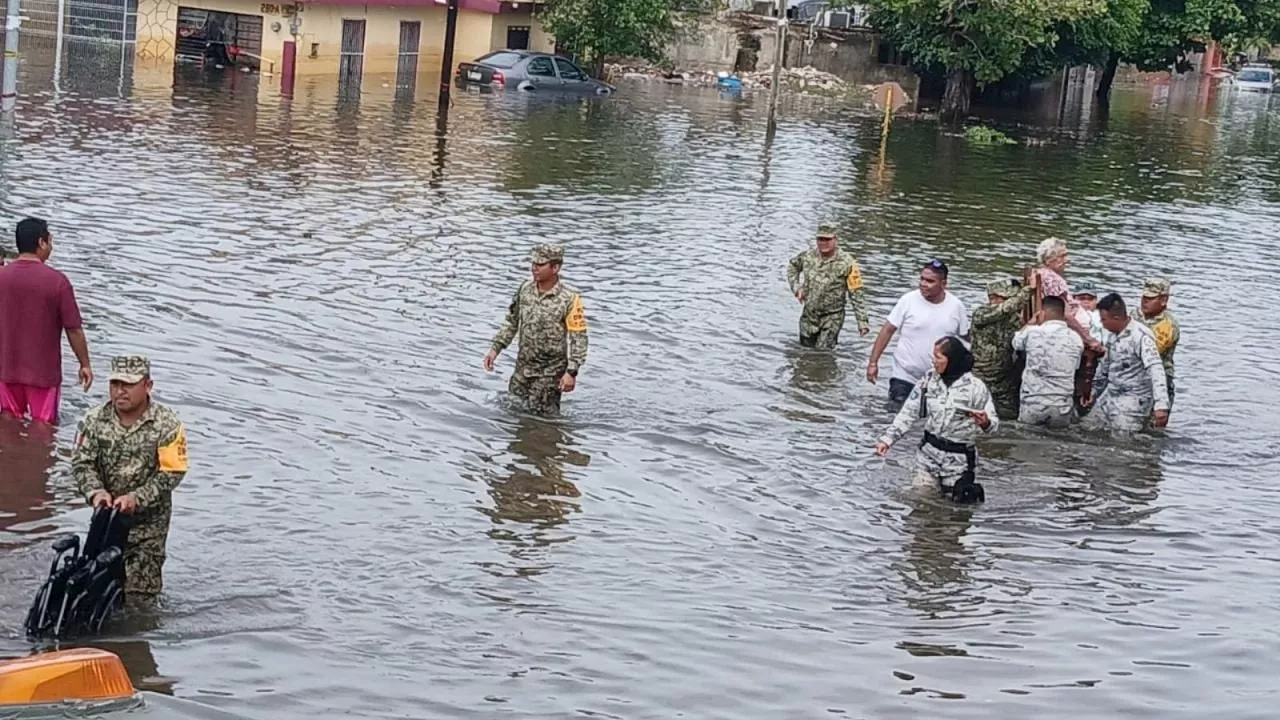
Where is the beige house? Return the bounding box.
[134,0,554,77]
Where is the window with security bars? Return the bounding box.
[339,18,365,85]
[396,20,420,87]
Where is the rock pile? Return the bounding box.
[605,62,849,94]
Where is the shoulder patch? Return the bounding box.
[158,424,189,473]
[565,294,587,333]
[846,262,864,291]
[1152,318,1175,353]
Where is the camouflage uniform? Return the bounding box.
[72,356,188,598]
[1012,319,1083,427]
[786,227,869,350]
[1093,320,1169,432]
[970,280,1032,420]
[1135,278,1179,406]
[878,372,999,489]
[490,244,589,416]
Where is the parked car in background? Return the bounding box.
[1235,65,1276,92]
[455,51,615,95]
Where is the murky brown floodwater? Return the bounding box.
[1,46,1279,720]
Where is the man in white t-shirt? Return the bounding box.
[866,259,970,408]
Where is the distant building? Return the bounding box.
[132,0,554,77]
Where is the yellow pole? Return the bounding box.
[877,86,892,181]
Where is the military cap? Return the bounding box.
[1142,277,1171,298]
[109,355,150,384]
[1071,280,1099,297]
[529,243,564,264]
[816,224,838,238]
[985,278,1021,297]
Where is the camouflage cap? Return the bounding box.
[1071,280,1099,297]
[109,355,150,384]
[816,224,838,239]
[529,243,564,265]
[986,278,1021,297]
[1142,277,1171,298]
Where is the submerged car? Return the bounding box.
[1235,65,1276,92]
[456,51,615,95]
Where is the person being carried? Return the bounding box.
[1012,296,1083,428]
[875,337,998,498]
[1086,294,1169,432]
[970,276,1033,420]
[483,244,589,417]
[786,224,870,349]
[866,259,969,409]
[73,356,188,600]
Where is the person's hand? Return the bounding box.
[875,441,890,457]
[482,351,497,373]
[112,494,138,515]
[859,325,870,337]
[1031,310,1045,325]
[1080,393,1094,408]
[1152,409,1169,428]
[89,491,112,509]
[1085,338,1105,355]
[968,410,991,430]
[866,362,879,384]
[79,364,93,392]
[795,289,806,304]
[559,373,577,393]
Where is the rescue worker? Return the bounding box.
[1136,277,1179,407]
[785,224,869,349]
[875,336,998,496]
[1087,294,1169,432]
[484,244,589,416]
[1012,296,1082,428]
[970,276,1032,420]
[72,356,188,599]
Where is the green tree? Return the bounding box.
[539,0,715,78]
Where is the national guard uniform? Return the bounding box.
[1135,277,1179,405]
[786,225,869,349]
[878,372,999,490]
[1012,318,1083,427]
[490,244,589,416]
[1093,321,1170,432]
[970,279,1032,420]
[73,356,188,598]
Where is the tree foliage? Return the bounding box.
[539,0,715,73]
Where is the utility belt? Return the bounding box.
[921,431,977,470]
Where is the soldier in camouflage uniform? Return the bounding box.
[73,356,188,599]
[969,277,1032,420]
[1089,294,1170,432]
[786,225,869,349]
[1135,277,1179,407]
[1011,296,1083,427]
[484,244,589,416]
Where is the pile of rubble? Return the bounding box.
[605,62,848,94]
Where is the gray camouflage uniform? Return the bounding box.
[878,372,999,489]
[1012,319,1083,427]
[1093,320,1169,432]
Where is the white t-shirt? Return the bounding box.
[886,290,970,384]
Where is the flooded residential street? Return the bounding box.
[1,55,1279,720]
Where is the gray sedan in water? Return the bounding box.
[455,51,615,95]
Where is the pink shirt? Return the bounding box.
[0,259,84,388]
[1038,268,1092,338]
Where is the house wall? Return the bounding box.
[488,6,554,52]
[135,0,497,76]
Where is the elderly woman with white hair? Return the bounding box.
[1034,237,1102,352]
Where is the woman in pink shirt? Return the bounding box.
[1034,237,1102,353]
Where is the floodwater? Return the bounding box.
[2,47,1280,720]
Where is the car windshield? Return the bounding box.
[476,51,522,69]
[1239,69,1272,83]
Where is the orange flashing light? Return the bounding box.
[0,648,136,705]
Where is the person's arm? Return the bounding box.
[1011,326,1031,353]
[1152,316,1178,356]
[786,253,804,298]
[877,380,924,450]
[565,289,588,381]
[60,279,92,390]
[1090,341,1111,403]
[72,415,107,505]
[125,421,188,510]
[866,322,897,383]
[974,382,999,435]
[1141,333,1170,413]
[484,286,523,370]
[846,260,869,333]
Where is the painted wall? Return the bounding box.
[488,7,553,52]
[136,0,497,76]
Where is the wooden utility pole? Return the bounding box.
[765,0,785,139]
[437,0,459,114]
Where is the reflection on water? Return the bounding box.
[0,43,1275,720]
